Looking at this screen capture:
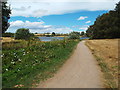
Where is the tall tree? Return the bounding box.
[86,1,120,39]
[115,1,120,12]
[2,1,11,33]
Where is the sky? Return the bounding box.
[7,0,119,33]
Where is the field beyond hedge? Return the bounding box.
[2,40,79,88]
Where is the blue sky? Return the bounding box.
[7,0,119,33]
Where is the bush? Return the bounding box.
[14,28,33,40]
[68,31,80,39]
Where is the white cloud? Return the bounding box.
[8,0,119,17]
[85,20,91,23]
[72,25,89,31]
[79,27,88,30]
[9,20,73,33]
[13,6,31,11]
[71,25,82,28]
[45,27,73,33]
[10,20,45,28]
[10,20,24,27]
[77,16,88,20]
[79,25,89,30]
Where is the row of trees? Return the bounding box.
[14,28,81,40]
[86,1,120,39]
[35,32,85,36]
[14,29,82,40]
[2,32,14,37]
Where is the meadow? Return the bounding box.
[2,39,79,88]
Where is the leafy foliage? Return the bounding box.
[52,32,55,36]
[2,1,11,33]
[14,28,34,40]
[86,2,120,39]
[115,1,120,12]
[68,31,80,39]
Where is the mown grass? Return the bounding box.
[2,39,79,88]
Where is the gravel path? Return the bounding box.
[37,41,103,88]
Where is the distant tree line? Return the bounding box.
[86,1,120,39]
[2,32,14,37]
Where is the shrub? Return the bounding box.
[68,31,80,39]
[14,28,33,40]
[52,32,55,36]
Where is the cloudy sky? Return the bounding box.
[7,0,119,33]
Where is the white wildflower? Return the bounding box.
[18,59,21,61]
[23,52,26,55]
[1,55,3,58]
[11,62,15,64]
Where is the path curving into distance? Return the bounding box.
[37,41,103,88]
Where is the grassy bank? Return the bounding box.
[2,39,79,88]
[85,39,118,88]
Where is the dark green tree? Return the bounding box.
[14,28,33,40]
[86,25,94,38]
[86,1,120,39]
[35,32,38,34]
[2,1,11,33]
[115,1,120,12]
[52,32,55,36]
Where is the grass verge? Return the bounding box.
[2,39,79,88]
[94,55,117,88]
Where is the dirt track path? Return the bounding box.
[37,41,103,88]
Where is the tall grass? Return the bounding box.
[2,39,79,88]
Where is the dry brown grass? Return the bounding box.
[1,37,15,42]
[85,39,118,88]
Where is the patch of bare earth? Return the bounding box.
[85,39,118,88]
